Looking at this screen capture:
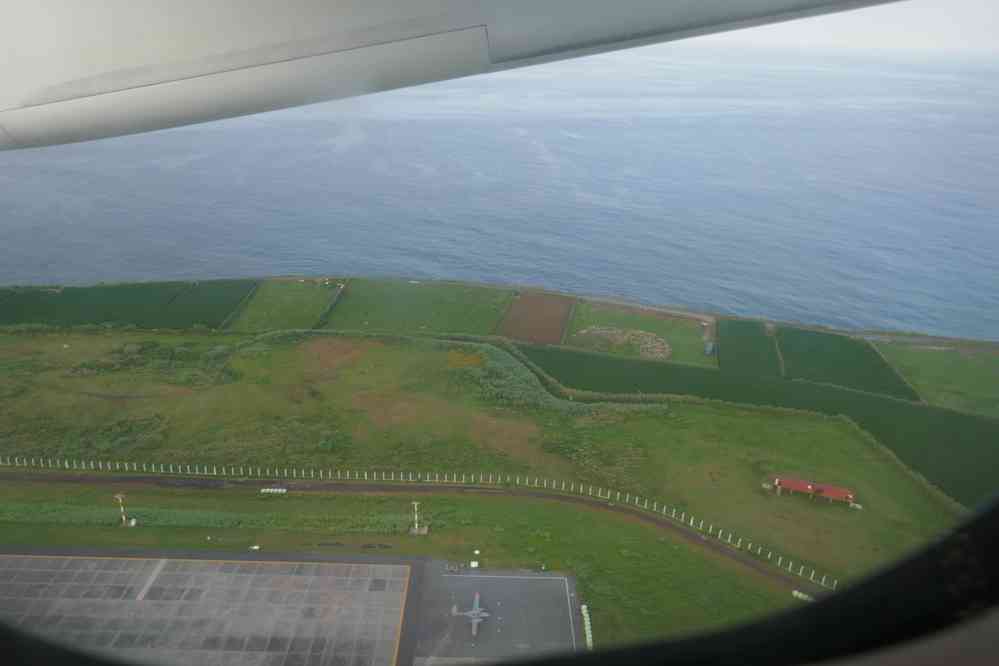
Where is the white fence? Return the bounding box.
[0,454,838,591]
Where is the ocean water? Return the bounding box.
[1,46,997,340]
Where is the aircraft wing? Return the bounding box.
[0,1,900,151]
[471,617,482,638]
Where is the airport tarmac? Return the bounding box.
[0,551,580,666]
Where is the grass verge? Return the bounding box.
[0,479,792,646]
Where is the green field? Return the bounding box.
[229,279,339,332]
[0,280,257,329]
[0,282,191,327]
[877,342,999,418]
[519,344,999,508]
[0,479,792,645]
[777,327,919,400]
[0,330,960,579]
[718,320,783,377]
[325,279,514,335]
[168,279,259,328]
[565,301,715,367]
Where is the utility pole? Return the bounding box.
[410,501,428,535]
[113,494,127,527]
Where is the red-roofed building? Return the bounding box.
[814,483,855,503]
[772,477,855,504]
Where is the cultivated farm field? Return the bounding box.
[718,319,783,377]
[498,291,574,344]
[0,280,257,329]
[777,327,919,400]
[324,278,513,335]
[229,278,340,332]
[565,301,715,367]
[0,282,191,328]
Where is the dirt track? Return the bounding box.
[0,470,827,595]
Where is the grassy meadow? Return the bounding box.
[229,279,340,332]
[324,279,514,335]
[0,479,793,646]
[877,342,999,418]
[565,301,715,367]
[0,330,960,579]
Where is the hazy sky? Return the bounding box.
[692,0,998,54]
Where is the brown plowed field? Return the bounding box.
[498,291,575,344]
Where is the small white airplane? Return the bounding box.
[452,592,490,638]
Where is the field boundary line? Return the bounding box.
[491,289,518,336]
[866,338,925,404]
[314,279,348,329]
[0,456,839,593]
[219,281,261,331]
[164,282,195,307]
[772,331,787,378]
[559,299,577,345]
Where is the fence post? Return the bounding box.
[833,580,838,591]
[778,556,783,567]
[671,508,675,518]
